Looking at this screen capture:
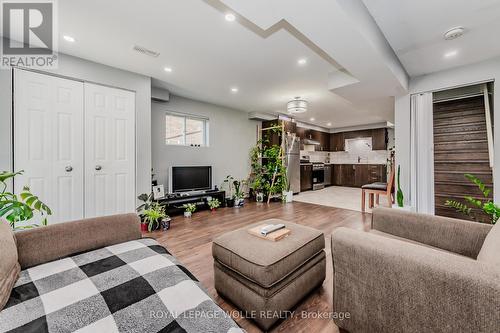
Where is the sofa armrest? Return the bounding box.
[371,207,492,258]
[331,228,500,333]
[15,213,141,269]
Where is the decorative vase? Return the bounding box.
[184,211,192,218]
[140,223,148,232]
[161,218,171,231]
[283,191,293,203]
[256,192,264,203]
[211,208,216,212]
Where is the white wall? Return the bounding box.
[395,56,500,206]
[0,42,152,199]
[151,95,258,191]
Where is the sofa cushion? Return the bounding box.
[361,182,387,190]
[212,219,325,287]
[477,222,500,268]
[0,219,20,310]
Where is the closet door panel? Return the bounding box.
[84,83,135,218]
[14,69,84,224]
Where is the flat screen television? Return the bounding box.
[171,166,212,193]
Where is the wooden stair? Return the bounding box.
[433,96,493,222]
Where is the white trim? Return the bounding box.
[410,93,435,214]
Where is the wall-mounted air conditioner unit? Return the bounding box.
[151,87,170,103]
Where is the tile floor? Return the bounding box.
[293,186,391,212]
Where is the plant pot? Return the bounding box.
[161,218,171,231]
[283,191,293,203]
[255,192,264,203]
[233,198,244,208]
[140,223,148,232]
[184,211,192,218]
[210,208,216,212]
[226,198,235,207]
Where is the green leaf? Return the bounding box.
[0,170,24,183]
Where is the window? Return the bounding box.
[165,113,209,146]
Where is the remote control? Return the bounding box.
[260,224,286,236]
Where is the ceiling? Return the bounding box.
[51,0,412,129]
[363,0,500,77]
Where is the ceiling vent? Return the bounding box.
[444,27,465,40]
[133,45,160,57]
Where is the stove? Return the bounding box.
[312,163,325,190]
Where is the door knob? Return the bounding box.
[95,165,102,171]
[65,166,73,172]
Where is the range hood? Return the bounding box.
[302,138,320,145]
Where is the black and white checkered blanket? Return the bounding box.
[1,238,244,333]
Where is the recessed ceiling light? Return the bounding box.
[327,122,332,126]
[225,13,236,22]
[310,117,315,121]
[444,50,458,58]
[164,67,173,72]
[63,35,75,42]
[231,87,238,93]
[297,58,307,65]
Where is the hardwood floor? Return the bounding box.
[146,201,371,333]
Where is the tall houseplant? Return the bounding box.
[0,170,52,229]
[445,173,499,224]
[396,165,404,207]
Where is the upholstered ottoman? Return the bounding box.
[212,219,326,330]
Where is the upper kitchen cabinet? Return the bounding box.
[330,133,345,151]
[261,120,281,147]
[262,119,298,147]
[371,128,388,150]
[284,121,297,134]
[310,130,329,151]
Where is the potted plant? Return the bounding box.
[0,170,52,229]
[281,165,293,203]
[142,202,168,232]
[208,198,220,212]
[183,203,197,217]
[233,179,247,207]
[222,175,235,207]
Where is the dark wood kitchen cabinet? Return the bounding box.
[310,130,329,151]
[341,164,356,187]
[261,120,280,147]
[333,164,386,187]
[300,164,313,192]
[372,128,388,150]
[330,133,345,151]
[333,165,342,185]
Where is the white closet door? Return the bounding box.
[84,83,136,217]
[14,69,84,224]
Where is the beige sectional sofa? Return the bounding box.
[331,207,500,333]
[0,215,243,332]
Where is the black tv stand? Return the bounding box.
[154,190,226,216]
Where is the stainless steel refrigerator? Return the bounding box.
[285,135,300,194]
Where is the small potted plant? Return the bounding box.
[208,198,221,212]
[222,175,235,207]
[232,178,248,207]
[183,203,197,218]
[142,203,168,232]
[282,177,293,203]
